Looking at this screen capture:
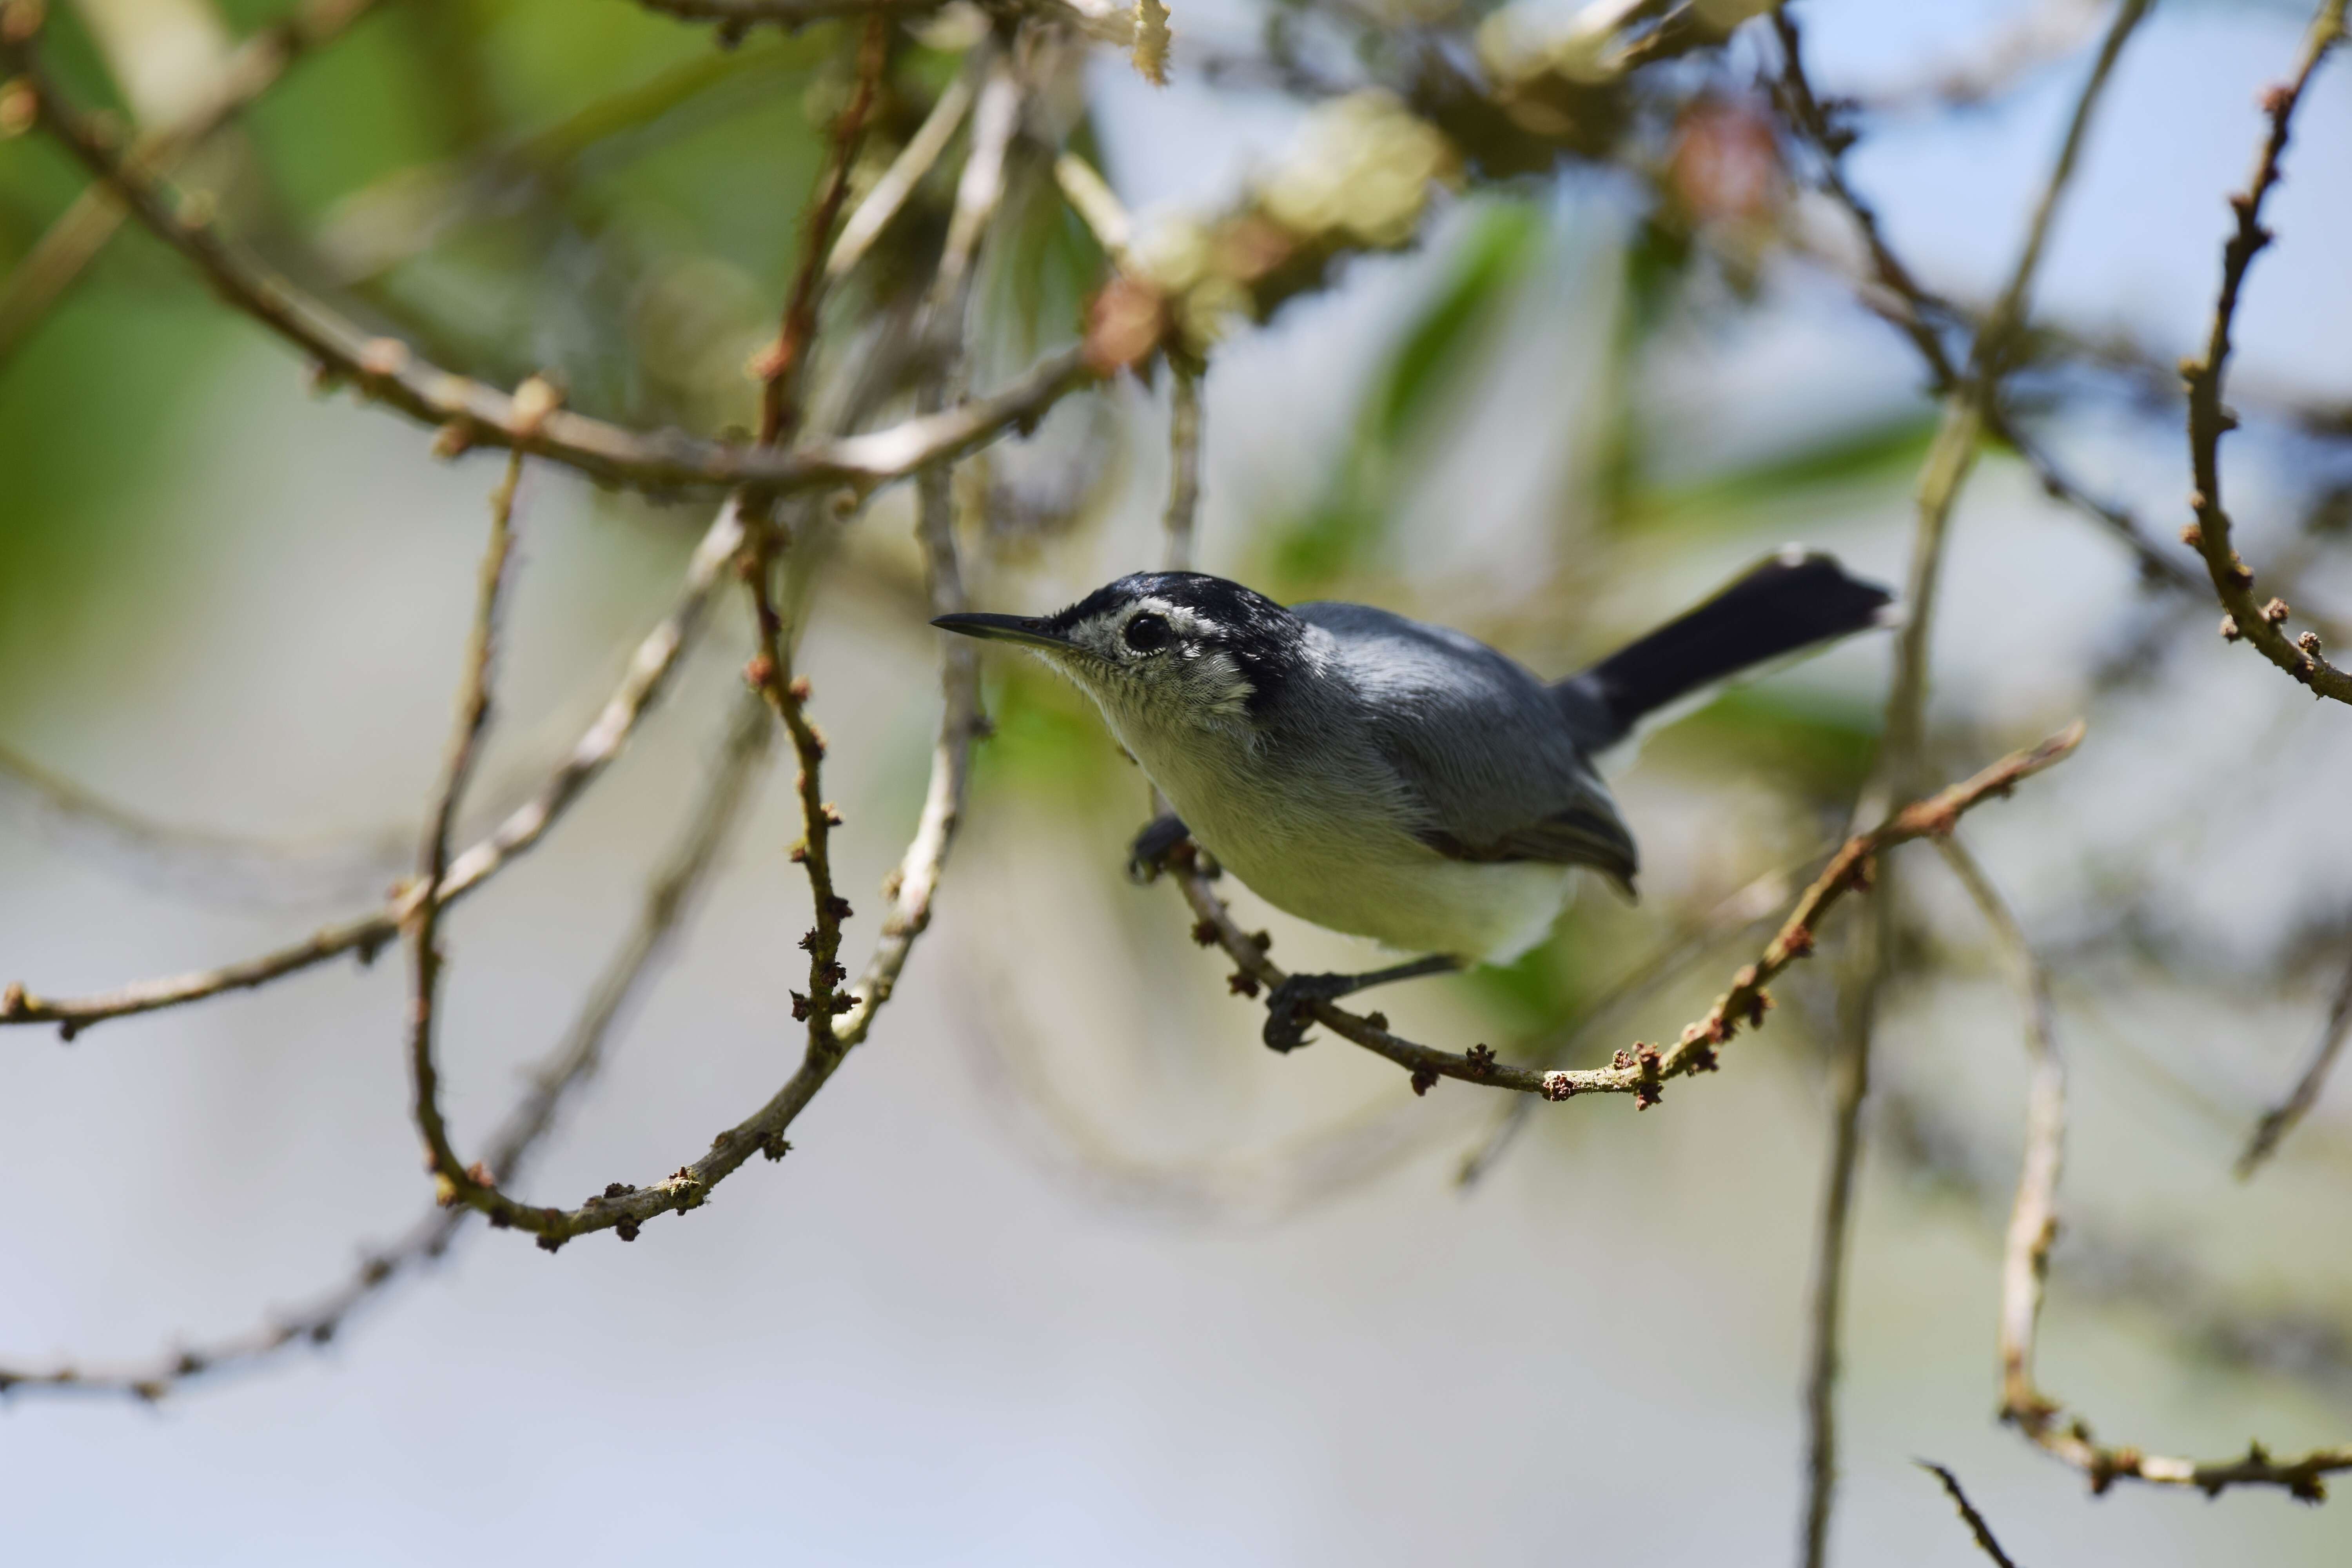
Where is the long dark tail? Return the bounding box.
[1555,550,1895,747]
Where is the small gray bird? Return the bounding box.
[935,550,1893,1049]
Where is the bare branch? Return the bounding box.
[756,14,890,446]
[1798,900,1885,1568]
[2,495,751,1038]
[1169,724,2083,1105]
[1939,832,2352,1499]
[0,694,772,1400]
[0,0,387,363]
[1789,11,2149,1517]
[1917,1462,2023,1568]
[1160,364,1202,570]
[2182,0,2352,705]
[1770,8,1960,390]
[0,30,1094,495]
[0,738,412,909]
[408,448,530,1212]
[369,49,1028,1253]
[1455,860,1806,1187]
[1773,5,2198,597]
[2239,944,2352,1177]
[826,60,978,282]
[1053,150,1132,267]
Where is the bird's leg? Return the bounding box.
[1262,955,1459,1053]
[1126,811,1191,883]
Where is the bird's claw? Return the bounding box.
[1261,972,1356,1053]
[1126,813,1192,884]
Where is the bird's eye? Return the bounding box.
[1122,612,1171,653]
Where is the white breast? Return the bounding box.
[1111,710,1576,964]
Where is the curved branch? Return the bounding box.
[1169,724,2085,1104]
[0,695,772,1400]
[0,0,388,362]
[0,32,1095,495]
[2239,943,2352,1177]
[407,452,529,1211]
[2183,0,2352,705]
[1940,832,2352,1500]
[401,58,1022,1251]
[1,496,751,1038]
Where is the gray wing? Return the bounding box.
[1293,603,1639,893]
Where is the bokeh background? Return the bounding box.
[4,0,2352,1561]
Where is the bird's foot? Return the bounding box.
[1261,972,1361,1053]
[1126,812,1192,884]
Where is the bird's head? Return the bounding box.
[934,572,1305,735]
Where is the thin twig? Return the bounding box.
[0,31,1094,495]
[0,0,388,363]
[1797,897,1883,1568]
[375,50,1028,1254]
[757,14,890,446]
[0,735,409,906]
[1456,858,1810,1188]
[1053,149,1133,267]
[1992,413,2203,592]
[1770,9,1960,390]
[2181,0,2352,706]
[407,449,528,1213]
[1879,0,2150,800]
[742,15,899,1051]
[2239,944,2352,1177]
[1,494,751,1038]
[827,58,979,281]
[1941,832,2352,1498]
[1772,7,2200,595]
[1161,363,1202,570]
[0,694,772,1400]
[1917,1462,2023,1568]
[1793,13,2148,1552]
[1171,725,2083,1105]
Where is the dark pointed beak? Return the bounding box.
[930,612,1074,653]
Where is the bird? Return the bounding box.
[933,549,1895,1051]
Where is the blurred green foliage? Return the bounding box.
[1265,198,1544,593]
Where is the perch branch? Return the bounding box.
[1170,724,2083,1104]
[2181,0,2352,706]
[1456,858,1809,1186]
